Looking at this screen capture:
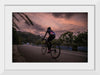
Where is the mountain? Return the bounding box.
[13,28,41,45]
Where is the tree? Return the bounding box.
[13,13,34,32]
[74,32,88,46]
[59,31,88,51]
[59,31,73,46]
[12,13,34,45]
[13,28,20,44]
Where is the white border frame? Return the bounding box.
[2,0,100,75]
[4,5,94,70]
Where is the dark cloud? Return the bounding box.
[52,13,87,19]
[55,30,67,33]
[33,23,45,31]
[52,13,74,19]
[52,13,64,18]
[24,21,45,32]
[55,24,87,33]
[66,24,87,32]
[65,13,74,19]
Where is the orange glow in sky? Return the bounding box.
[13,13,88,39]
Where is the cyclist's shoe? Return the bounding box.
[48,50,51,53]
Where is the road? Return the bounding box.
[15,45,87,62]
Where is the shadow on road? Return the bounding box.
[13,45,87,62]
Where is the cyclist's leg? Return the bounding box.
[47,37,50,49]
[47,36,52,53]
[50,35,55,49]
[47,35,55,52]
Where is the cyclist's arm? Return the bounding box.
[43,31,47,39]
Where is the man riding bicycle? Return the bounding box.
[43,27,55,53]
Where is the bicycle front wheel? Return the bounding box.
[51,45,61,59]
[41,44,47,55]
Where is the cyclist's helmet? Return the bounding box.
[47,27,51,30]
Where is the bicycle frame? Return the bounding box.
[41,39,61,59]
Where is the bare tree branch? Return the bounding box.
[22,13,34,25]
[17,13,34,26]
[13,14,19,22]
[13,21,20,30]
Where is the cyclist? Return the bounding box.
[43,27,55,53]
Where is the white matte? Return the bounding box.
[0,1,4,74]
[5,5,94,70]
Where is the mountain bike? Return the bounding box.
[41,39,61,59]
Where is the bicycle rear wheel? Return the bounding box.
[41,44,47,55]
[51,45,61,59]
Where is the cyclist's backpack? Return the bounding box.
[50,31,55,35]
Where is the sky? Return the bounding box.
[13,13,88,39]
